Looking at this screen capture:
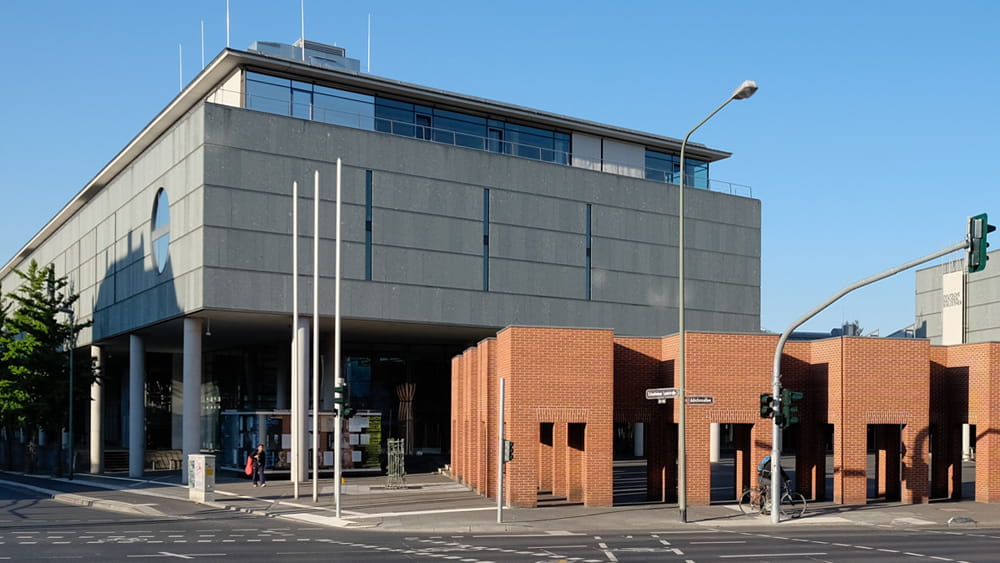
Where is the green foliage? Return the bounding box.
[0,260,94,435]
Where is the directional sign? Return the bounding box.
[686,396,714,405]
[645,387,678,400]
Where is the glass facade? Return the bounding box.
[645,149,709,190]
[244,71,570,166]
[246,72,375,129]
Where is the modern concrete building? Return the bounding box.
[915,250,1000,346]
[1,40,761,479]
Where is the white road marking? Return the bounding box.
[719,553,828,558]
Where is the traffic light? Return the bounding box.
[968,213,996,273]
[333,384,353,418]
[780,388,803,426]
[503,440,514,463]
[759,393,774,418]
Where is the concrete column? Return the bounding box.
[294,318,309,482]
[129,335,145,478]
[709,423,721,463]
[182,318,203,484]
[963,423,973,461]
[90,346,104,474]
[170,355,183,450]
[634,422,644,457]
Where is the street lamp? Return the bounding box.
[677,80,757,523]
[59,307,75,480]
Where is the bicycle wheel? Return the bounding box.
[738,488,764,515]
[780,491,807,518]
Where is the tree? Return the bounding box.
[0,260,93,472]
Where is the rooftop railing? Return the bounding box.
[217,88,753,198]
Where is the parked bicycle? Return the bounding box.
[738,478,806,518]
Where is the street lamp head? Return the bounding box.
[732,80,758,100]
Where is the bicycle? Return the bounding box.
[739,479,807,518]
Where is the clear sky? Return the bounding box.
[2,1,997,335]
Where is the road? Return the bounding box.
[3,480,1000,561]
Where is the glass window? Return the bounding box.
[247,72,291,87]
[645,149,709,188]
[375,99,415,136]
[291,87,312,120]
[151,188,170,274]
[433,109,486,149]
[314,89,375,129]
[246,78,291,115]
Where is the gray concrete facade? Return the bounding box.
[200,103,760,337]
[915,250,1000,344]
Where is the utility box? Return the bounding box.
[188,454,215,503]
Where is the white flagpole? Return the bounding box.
[334,159,343,517]
[312,170,320,502]
[292,180,299,499]
[226,0,231,48]
[300,0,306,60]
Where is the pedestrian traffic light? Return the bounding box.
[503,440,514,463]
[968,213,996,273]
[333,384,347,404]
[780,388,803,426]
[759,393,774,418]
[341,405,355,419]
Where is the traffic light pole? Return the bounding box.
[769,238,967,524]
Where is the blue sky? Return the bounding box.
[2,1,997,335]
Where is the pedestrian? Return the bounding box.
[757,455,789,490]
[251,443,267,487]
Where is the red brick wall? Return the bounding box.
[944,343,1000,502]
[498,326,614,507]
[452,327,1000,508]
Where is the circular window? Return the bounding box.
[151,188,170,273]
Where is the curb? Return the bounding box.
[0,479,166,517]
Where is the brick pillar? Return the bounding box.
[803,424,828,501]
[686,418,711,506]
[733,424,752,495]
[647,417,676,502]
[836,423,868,505]
[507,420,539,508]
[584,421,613,506]
[901,423,930,504]
[553,423,568,499]
[976,424,1000,502]
[750,421,772,490]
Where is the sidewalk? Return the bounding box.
[5,467,1000,533]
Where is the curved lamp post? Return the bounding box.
[678,80,757,523]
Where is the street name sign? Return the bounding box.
[686,396,714,405]
[645,387,679,400]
